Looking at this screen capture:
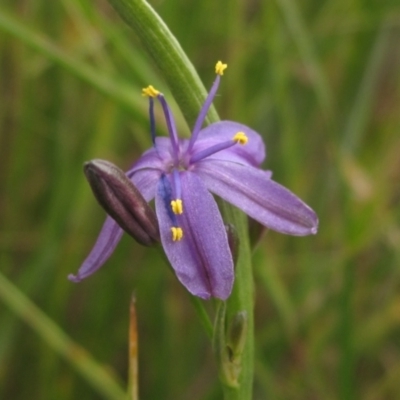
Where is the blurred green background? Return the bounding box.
[1,0,399,399]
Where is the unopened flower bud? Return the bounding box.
[213,303,247,388]
[227,311,248,362]
[84,159,159,246]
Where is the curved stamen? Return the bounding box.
[172,169,182,199]
[157,94,180,166]
[142,85,159,148]
[149,97,156,146]
[188,61,228,152]
[190,132,248,164]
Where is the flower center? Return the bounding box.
[144,61,247,243]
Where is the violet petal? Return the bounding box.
[129,167,161,203]
[128,136,174,173]
[68,216,123,282]
[70,166,160,282]
[155,171,234,300]
[195,160,318,236]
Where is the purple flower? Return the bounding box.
[69,61,318,300]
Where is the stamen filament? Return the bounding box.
[190,132,247,164]
[148,97,156,146]
[171,170,183,214]
[157,95,180,166]
[188,61,228,152]
[143,85,161,150]
[173,169,182,199]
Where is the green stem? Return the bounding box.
[105,1,254,398]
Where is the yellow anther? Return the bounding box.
[215,61,228,75]
[171,199,183,215]
[142,85,160,98]
[171,227,183,241]
[233,132,248,145]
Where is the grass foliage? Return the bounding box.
[1,0,400,399]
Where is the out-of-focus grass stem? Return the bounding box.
[338,258,355,400]
[0,10,144,116]
[0,271,127,400]
[340,21,392,155]
[274,0,334,120]
[189,296,213,340]
[128,295,139,400]
[106,0,219,128]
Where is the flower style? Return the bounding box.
[69,61,318,300]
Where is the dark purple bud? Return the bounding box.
[84,159,159,246]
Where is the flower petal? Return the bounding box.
[192,121,266,166]
[155,171,234,299]
[129,167,161,202]
[195,160,318,235]
[68,216,123,282]
[128,137,173,173]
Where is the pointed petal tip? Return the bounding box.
[311,221,319,235]
[68,273,81,283]
[194,291,211,300]
[176,277,231,300]
[196,161,319,237]
[308,212,319,235]
[295,213,318,236]
[215,291,231,301]
[189,288,231,301]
